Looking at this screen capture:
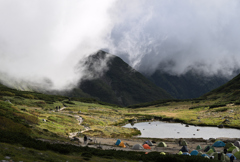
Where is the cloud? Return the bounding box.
[1,0,240,91]
[107,0,240,77]
[0,0,116,90]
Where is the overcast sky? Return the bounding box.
[0,0,240,90]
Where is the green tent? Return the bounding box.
[225,155,230,161]
[220,153,227,161]
[206,149,214,155]
[177,151,183,155]
[228,146,239,152]
[204,145,216,152]
[196,145,202,150]
[224,142,234,149]
[232,147,240,154]
[160,152,166,155]
[210,152,218,158]
[234,151,240,159]
[181,140,188,146]
[197,151,203,156]
[157,142,167,147]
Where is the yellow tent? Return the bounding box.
[119,141,126,148]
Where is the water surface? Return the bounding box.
[123,121,240,139]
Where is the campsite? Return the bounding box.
[1,89,240,161]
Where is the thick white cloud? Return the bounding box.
[0,0,116,90]
[0,0,240,90]
[108,0,240,76]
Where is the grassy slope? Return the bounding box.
[0,83,236,161]
[201,73,240,102]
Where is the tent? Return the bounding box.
[212,140,225,147]
[157,142,167,147]
[160,152,166,155]
[132,144,144,150]
[180,140,188,146]
[182,152,190,156]
[234,151,240,159]
[143,144,151,149]
[201,154,209,158]
[232,147,240,154]
[224,142,234,149]
[143,140,153,146]
[177,151,183,155]
[115,139,121,145]
[119,141,126,148]
[226,153,237,160]
[197,151,203,156]
[196,145,202,150]
[204,145,216,152]
[210,152,218,159]
[179,146,189,152]
[206,149,214,155]
[228,146,239,152]
[217,153,228,161]
[234,141,240,147]
[190,150,198,156]
[210,152,226,161]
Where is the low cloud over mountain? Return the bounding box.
[1,0,240,90]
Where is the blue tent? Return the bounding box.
[226,153,237,160]
[182,152,190,156]
[212,140,225,147]
[201,154,209,158]
[115,139,121,145]
[190,150,199,156]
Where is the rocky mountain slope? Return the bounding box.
[67,51,173,106]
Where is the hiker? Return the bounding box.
[178,138,182,146]
[59,106,61,110]
[84,135,88,144]
[230,155,234,162]
[224,148,227,154]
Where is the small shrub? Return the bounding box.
[189,106,208,110]
[64,101,75,105]
[213,108,228,112]
[209,103,226,109]
[0,91,15,96]
[21,94,35,99]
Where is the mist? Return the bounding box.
[1,0,240,90]
[0,0,116,90]
[108,0,240,77]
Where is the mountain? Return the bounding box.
[146,70,230,99]
[201,73,240,101]
[66,51,173,106]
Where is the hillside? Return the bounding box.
[201,72,240,101]
[0,81,239,161]
[67,51,173,106]
[147,69,230,99]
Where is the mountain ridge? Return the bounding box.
[66,50,173,106]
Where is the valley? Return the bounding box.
[1,83,240,161]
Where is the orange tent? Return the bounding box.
[119,141,126,148]
[143,144,151,149]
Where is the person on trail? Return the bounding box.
[84,135,88,144]
[178,139,182,146]
[224,148,227,154]
[59,106,61,110]
[230,155,235,162]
